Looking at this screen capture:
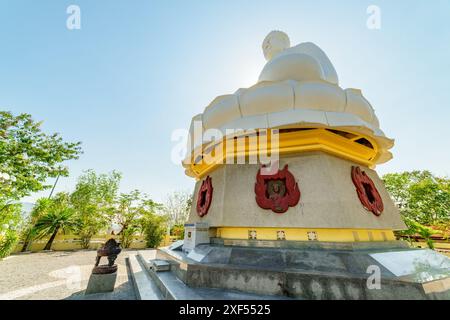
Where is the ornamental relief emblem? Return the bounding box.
[255,164,301,214]
[196,176,213,217]
[351,166,384,216]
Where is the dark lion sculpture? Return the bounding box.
[92,239,122,274]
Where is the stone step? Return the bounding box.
[137,250,172,272]
[137,251,199,300]
[150,259,171,272]
[126,254,163,300]
[136,250,290,300]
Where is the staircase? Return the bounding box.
[127,249,290,300]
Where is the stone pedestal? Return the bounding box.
[156,241,450,300]
[85,271,117,295]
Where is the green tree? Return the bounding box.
[33,193,78,250]
[0,111,82,206]
[383,171,450,226]
[114,191,163,248]
[70,170,121,248]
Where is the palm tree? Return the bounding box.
[33,193,78,251]
[21,198,52,252]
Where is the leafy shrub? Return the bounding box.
[142,214,167,248]
[170,224,185,239]
[398,217,441,249]
[0,230,18,259]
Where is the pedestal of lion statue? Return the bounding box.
[153,31,450,300]
[85,239,121,295]
[85,272,118,295]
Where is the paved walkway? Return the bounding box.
[0,250,137,300]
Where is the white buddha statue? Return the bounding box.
[259,30,339,85]
[184,30,394,178]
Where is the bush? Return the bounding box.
[120,225,139,249]
[398,217,441,249]
[142,214,167,248]
[170,224,185,239]
[0,202,22,258]
[0,229,19,259]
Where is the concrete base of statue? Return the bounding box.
[187,152,406,234]
[85,270,117,295]
[150,240,450,300]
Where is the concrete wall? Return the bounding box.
[12,234,175,253]
[187,151,406,230]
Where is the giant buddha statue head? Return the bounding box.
[262,30,291,61]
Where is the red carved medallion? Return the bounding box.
[351,166,383,216]
[255,165,301,214]
[196,176,213,217]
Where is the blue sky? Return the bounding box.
[1,0,449,203]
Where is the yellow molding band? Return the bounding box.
[216,227,395,242]
[188,128,378,179]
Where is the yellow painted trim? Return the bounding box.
[188,128,378,179]
[12,234,152,252]
[216,227,395,242]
